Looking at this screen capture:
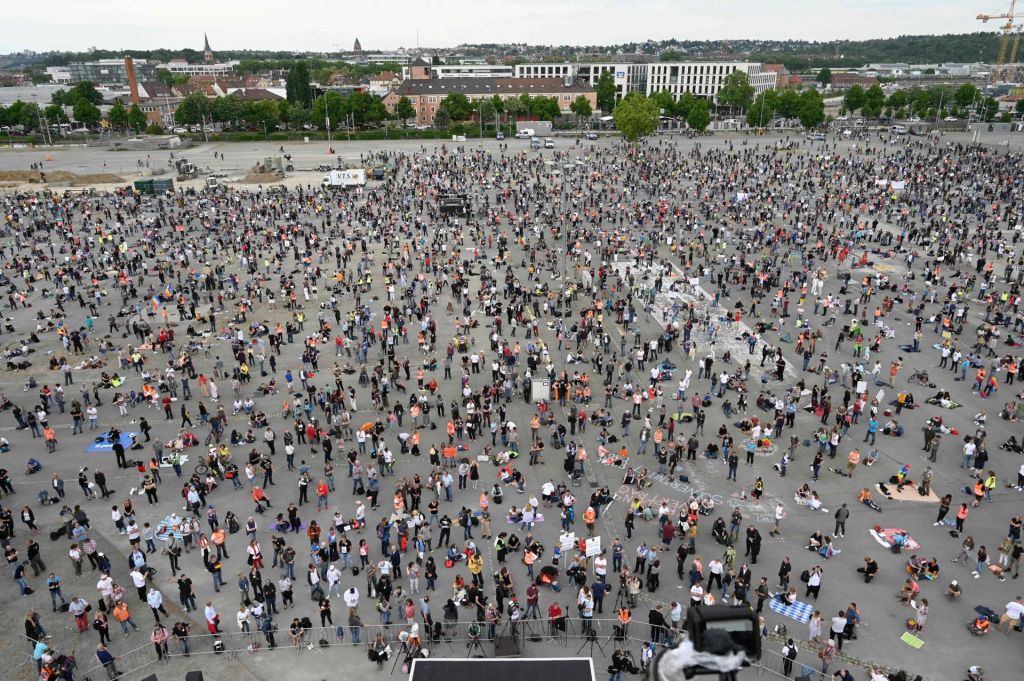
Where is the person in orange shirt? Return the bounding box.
[583,506,597,536]
[211,527,228,560]
[846,449,861,477]
[316,480,329,511]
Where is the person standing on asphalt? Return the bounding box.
[834,504,849,538]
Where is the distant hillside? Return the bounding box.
[1,32,1006,74]
[464,33,1005,71]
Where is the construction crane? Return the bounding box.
[978,1,1022,84]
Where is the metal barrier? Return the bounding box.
[76,616,879,681]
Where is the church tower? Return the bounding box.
[203,33,214,64]
[353,37,362,53]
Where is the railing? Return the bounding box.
[77,616,843,681]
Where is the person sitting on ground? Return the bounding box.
[897,577,920,605]
[806,530,824,551]
[945,580,961,600]
[906,554,926,578]
[857,556,879,583]
[969,615,990,635]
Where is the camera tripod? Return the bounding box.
[466,634,487,658]
[390,639,414,674]
[575,621,606,657]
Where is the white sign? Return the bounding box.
[856,380,867,394]
[560,532,576,552]
[585,536,602,557]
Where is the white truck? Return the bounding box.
[321,169,366,188]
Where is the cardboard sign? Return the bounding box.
[560,532,576,552]
[585,536,602,557]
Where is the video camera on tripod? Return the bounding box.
[651,606,760,681]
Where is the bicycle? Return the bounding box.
[908,369,930,385]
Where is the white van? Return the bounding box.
[890,125,908,135]
[515,128,535,139]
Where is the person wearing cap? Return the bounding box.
[946,580,962,600]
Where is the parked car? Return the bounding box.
[172,127,187,134]
[943,116,958,122]
[544,138,554,148]
[496,131,505,140]
[585,132,598,140]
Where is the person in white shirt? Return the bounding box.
[344,586,359,611]
[236,605,251,632]
[326,564,343,597]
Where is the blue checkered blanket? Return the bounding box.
[768,594,815,623]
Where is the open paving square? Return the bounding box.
[0,130,1022,681]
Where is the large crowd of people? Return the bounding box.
[1,130,1023,681]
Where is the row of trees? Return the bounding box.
[841,82,1007,121]
[746,88,826,128]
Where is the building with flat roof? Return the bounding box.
[385,77,596,126]
[514,61,775,108]
[402,63,515,79]
[68,59,158,86]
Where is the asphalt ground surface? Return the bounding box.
[0,130,1021,681]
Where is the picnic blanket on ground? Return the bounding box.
[154,515,186,541]
[768,594,815,623]
[870,527,921,551]
[85,432,140,453]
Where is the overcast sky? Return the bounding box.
[6,0,981,53]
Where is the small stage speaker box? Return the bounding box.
[186,672,205,681]
[140,675,158,681]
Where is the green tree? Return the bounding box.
[50,89,68,107]
[212,95,245,126]
[775,89,801,119]
[911,89,932,116]
[490,94,504,115]
[862,84,886,118]
[717,71,754,111]
[174,93,213,125]
[659,49,683,61]
[747,91,778,127]
[1016,99,1024,116]
[981,96,999,122]
[686,98,711,131]
[10,102,41,130]
[797,89,825,128]
[954,83,978,110]
[286,61,312,107]
[311,92,346,129]
[596,71,617,113]
[244,100,280,130]
[156,69,188,88]
[816,68,832,85]
[127,104,147,131]
[67,81,103,106]
[612,93,659,142]
[72,100,101,128]
[394,96,415,125]
[532,96,562,121]
[438,92,472,121]
[675,92,696,120]
[843,84,866,113]
[107,100,128,128]
[44,104,69,125]
[570,95,593,121]
[504,95,527,121]
[649,90,675,117]
[886,90,909,114]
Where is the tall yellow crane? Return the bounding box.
[978,1,1022,84]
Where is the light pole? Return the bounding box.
[478,100,483,140]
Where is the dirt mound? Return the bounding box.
[240,172,281,185]
[0,170,125,186]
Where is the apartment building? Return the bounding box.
[514,61,775,108]
[385,77,597,127]
[644,62,776,100]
